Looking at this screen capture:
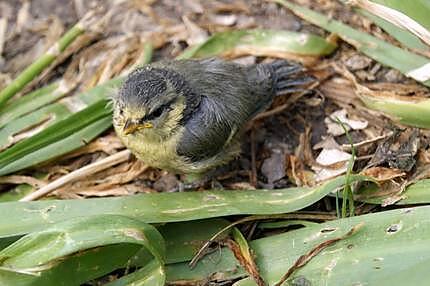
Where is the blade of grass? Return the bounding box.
[0,175,372,238]
[0,103,70,149]
[348,0,430,46]
[274,0,430,86]
[0,77,122,149]
[357,9,430,52]
[0,81,71,129]
[371,0,430,31]
[0,11,100,108]
[335,118,356,218]
[0,218,231,265]
[358,90,430,129]
[0,99,111,175]
[0,116,113,176]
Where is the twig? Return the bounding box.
[19,150,131,201]
[274,223,364,286]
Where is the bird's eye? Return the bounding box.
[142,106,165,122]
[151,106,164,118]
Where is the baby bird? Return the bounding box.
[113,58,311,177]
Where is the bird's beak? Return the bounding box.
[123,119,153,135]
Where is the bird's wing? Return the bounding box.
[168,58,274,162]
[172,59,245,161]
[176,96,238,161]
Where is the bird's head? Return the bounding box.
[113,67,189,140]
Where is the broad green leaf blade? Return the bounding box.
[0,219,228,285]
[0,215,165,269]
[0,175,371,238]
[0,243,141,286]
[356,179,430,205]
[177,29,337,60]
[344,0,430,51]
[358,10,430,52]
[372,0,430,31]
[106,260,165,286]
[398,179,430,204]
[167,206,430,286]
[358,92,430,129]
[0,215,165,285]
[275,0,430,86]
[157,219,230,264]
[258,220,318,229]
[129,219,231,267]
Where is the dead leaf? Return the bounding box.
[224,239,265,286]
[261,149,286,185]
[368,128,420,172]
[361,167,406,182]
[325,109,368,136]
[0,175,46,188]
[182,15,208,46]
[312,148,352,182]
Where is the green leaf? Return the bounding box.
[177,29,337,60]
[355,179,430,205]
[358,91,430,129]
[358,10,430,52]
[0,77,121,149]
[258,220,318,229]
[106,260,165,286]
[275,0,430,86]
[0,82,60,129]
[0,175,371,238]
[0,99,112,175]
[0,116,112,176]
[0,23,86,108]
[0,215,165,286]
[157,219,231,264]
[372,0,430,31]
[167,205,430,286]
[398,179,430,204]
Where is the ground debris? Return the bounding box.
[367,128,420,172]
[1,0,428,208]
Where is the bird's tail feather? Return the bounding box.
[270,60,315,95]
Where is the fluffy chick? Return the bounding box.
[113,58,311,176]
